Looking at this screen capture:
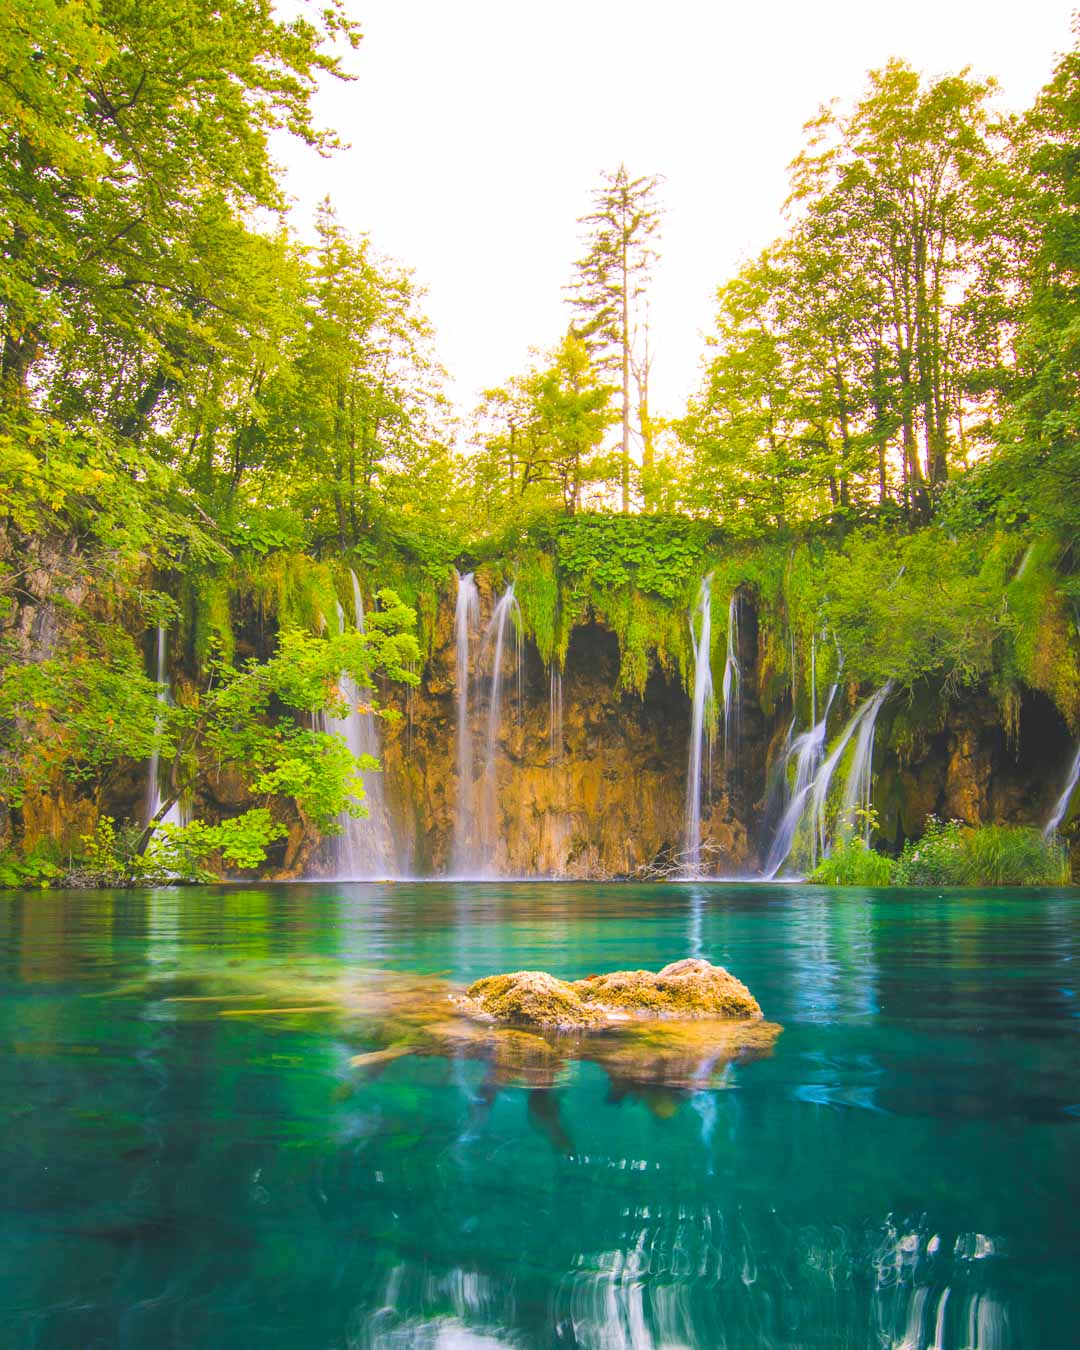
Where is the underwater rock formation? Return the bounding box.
[108,959,782,1123]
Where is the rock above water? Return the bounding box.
[462,971,608,1029]
[460,959,762,1030]
[578,958,762,1019]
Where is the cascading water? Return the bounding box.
[322,574,399,879]
[839,682,893,844]
[806,682,892,863]
[721,591,741,768]
[1044,745,1080,838]
[762,684,837,879]
[451,572,481,874]
[145,625,184,830]
[763,682,891,879]
[549,667,564,765]
[478,584,522,872]
[683,575,715,877]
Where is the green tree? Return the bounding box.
[0,0,359,413]
[568,165,663,512]
[984,20,1080,537]
[470,332,615,525]
[789,60,1000,511]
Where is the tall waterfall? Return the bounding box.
[1045,745,1080,838]
[478,584,522,871]
[721,591,741,768]
[451,572,481,874]
[145,625,184,829]
[684,575,715,876]
[321,573,399,879]
[764,683,891,878]
[549,666,564,765]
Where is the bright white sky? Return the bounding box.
[277,0,1074,423]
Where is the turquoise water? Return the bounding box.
[1,883,1078,1348]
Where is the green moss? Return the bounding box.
[1003,536,1080,731]
[192,574,235,666]
[514,550,559,665]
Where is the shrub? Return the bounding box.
[808,837,895,886]
[893,816,1070,887]
[892,816,969,885]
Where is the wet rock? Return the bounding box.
[462,970,607,1029]
[577,958,762,1019]
[461,959,761,1029]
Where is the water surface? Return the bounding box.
[1,883,1078,1348]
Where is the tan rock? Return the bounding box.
[460,959,761,1029]
[461,970,607,1029]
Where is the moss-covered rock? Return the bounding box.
[461,959,762,1029]
[576,958,761,1019]
[462,971,607,1029]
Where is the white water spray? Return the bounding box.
[721,591,741,768]
[762,684,837,879]
[1045,745,1080,838]
[478,584,522,871]
[764,683,891,878]
[145,625,184,829]
[684,575,715,876]
[451,571,481,874]
[323,573,399,879]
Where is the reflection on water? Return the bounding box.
[0,882,1077,1347]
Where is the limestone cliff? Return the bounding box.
[6,575,1077,880]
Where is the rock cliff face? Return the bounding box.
[361,584,766,879]
[299,585,1077,879]
[875,690,1073,849]
[6,576,1077,879]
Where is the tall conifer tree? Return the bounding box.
[567,165,662,512]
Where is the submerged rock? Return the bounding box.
[460,958,761,1029]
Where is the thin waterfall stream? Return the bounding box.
[1045,745,1080,837]
[721,591,741,770]
[145,624,185,830]
[322,575,399,879]
[684,575,715,876]
[478,584,522,873]
[451,571,481,874]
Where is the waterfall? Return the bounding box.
[761,684,837,879]
[684,574,715,876]
[764,683,891,879]
[549,666,563,765]
[323,573,399,879]
[839,682,892,844]
[1045,745,1080,838]
[145,625,184,830]
[721,591,741,768]
[807,682,892,862]
[478,584,522,871]
[451,572,481,874]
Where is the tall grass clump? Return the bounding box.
[808,837,895,886]
[892,817,1070,887]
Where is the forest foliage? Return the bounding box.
[1,0,1079,878]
